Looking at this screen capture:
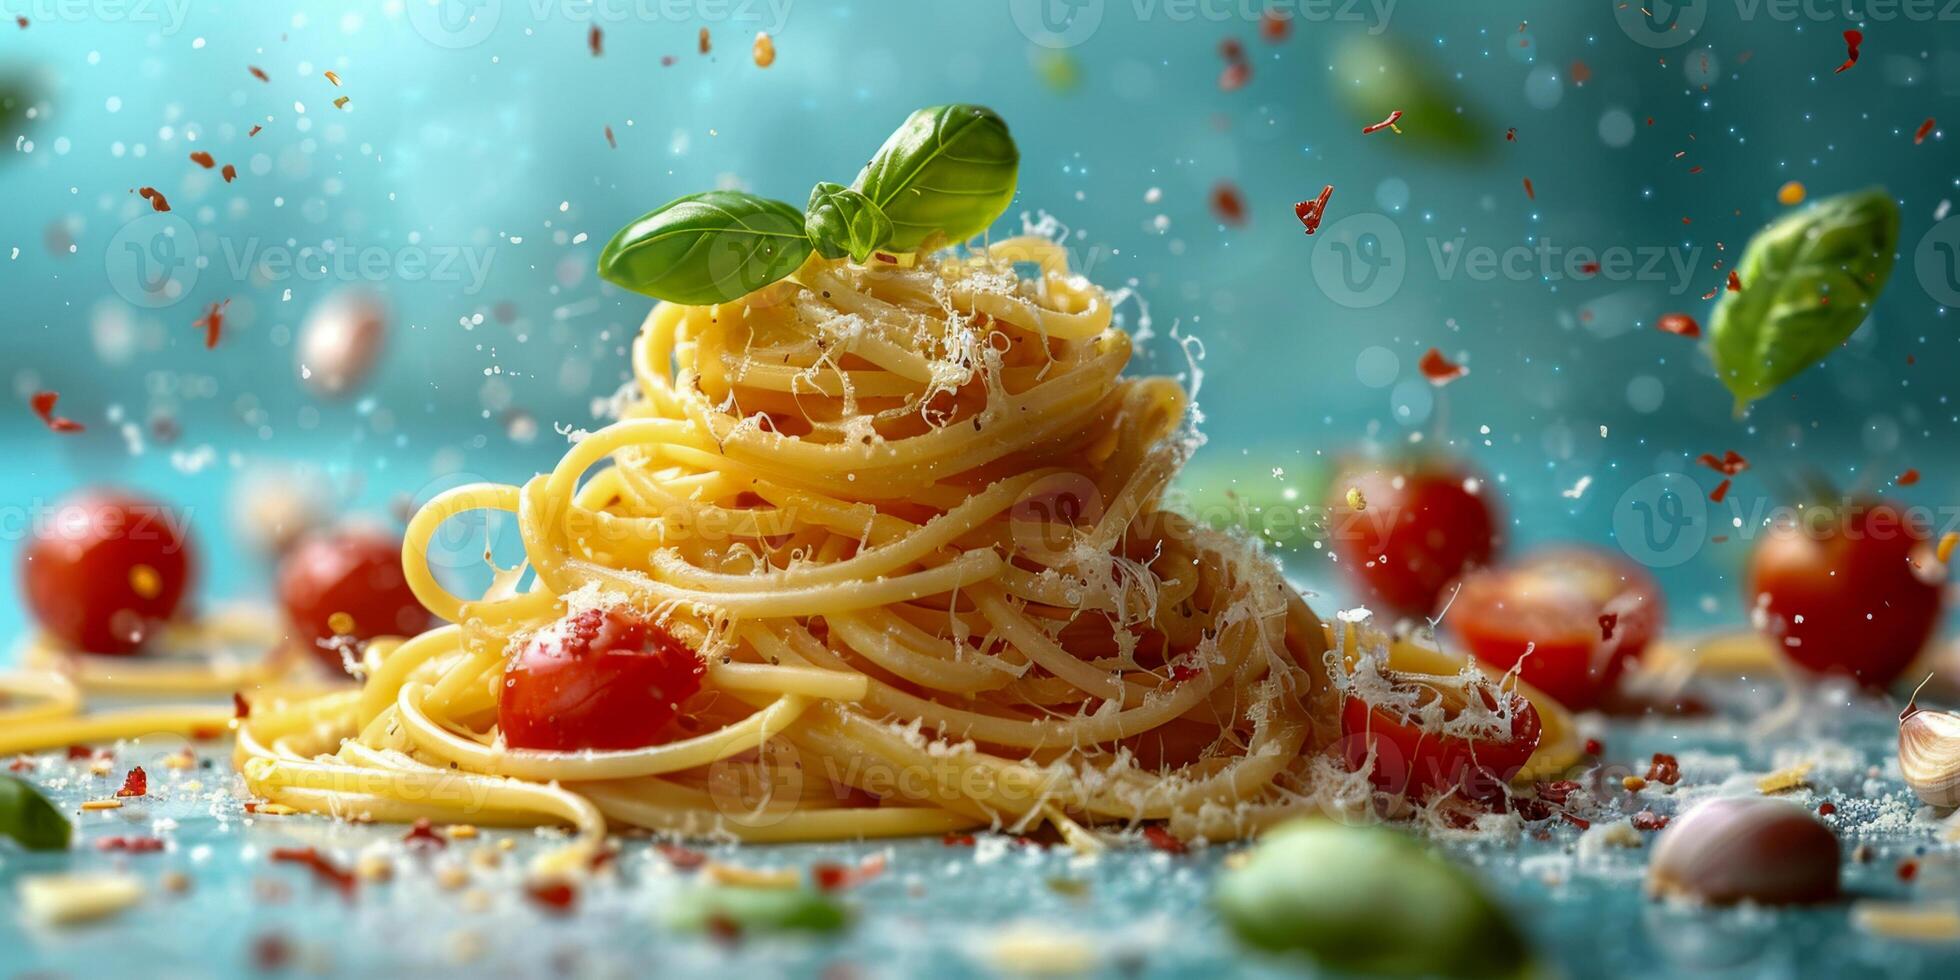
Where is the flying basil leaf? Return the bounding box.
[597,190,814,306]
[1,774,73,851]
[804,182,894,262]
[1708,187,1899,412]
[1332,36,1489,160]
[664,885,849,935]
[852,104,1018,252]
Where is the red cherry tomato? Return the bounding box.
[1339,676,1541,801]
[20,490,195,654]
[499,609,706,751]
[1449,549,1663,710]
[1747,500,1942,687]
[278,528,428,668]
[1328,459,1501,618]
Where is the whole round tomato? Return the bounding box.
[21,489,196,654]
[499,608,706,751]
[1449,549,1663,710]
[278,528,429,668]
[1340,676,1541,802]
[1328,458,1501,618]
[1747,500,1942,687]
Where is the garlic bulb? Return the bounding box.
[1899,701,1960,808]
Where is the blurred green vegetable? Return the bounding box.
[0,774,72,851]
[1174,456,1329,551]
[1707,186,1899,413]
[1216,820,1529,979]
[597,190,813,305]
[665,885,849,935]
[805,182,894,262]
[1332,36,1490,160]
[0,70,43,152]
[852,104,1019,251]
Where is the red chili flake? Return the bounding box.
[1292,184,1333,235]
[1696,450,1748,475]
[1898,859,1919,882]
[401,818,447,850]
[813,854,887,892]
[1537,780,1580,805]
[138,186,171,212]
[195,300,229,349]
[66,745,95,760]
[248,125,262,137]
[1709,478,1732,503]
[1579,261,1601,276]
[1646,753,1681,786]
[221,164,237,183]
[698,27,710,54]
[1505,127,1517,142]
[1141,825,1187,855]
[661,55,676,67]
[941,833,977,847]
[1835,29,1862,74]
[1818,801,1837,816]
[1688,166,1704,175]
[1209,181,1246,226]
[252,934,293,972]
[1654,317,1701,341]
[1898,468,1921,486]
[1419,347,1468,386]
[1219,38,1245,62]
[1915,118,1936,145]
[14,15,25,27]
[1726,270,1743,292]
[1218,60,1250,92]
[1560,812,1592,831]
[115,766,148,797]
[248,65,269,82]
[30,391,85,433]
[1570,60,1592,85]
[525,880,577,914]
[1630,810,1669,831]
[270,846,356,898]
[604,125,616,149]
[1598,612,1619,641]
[1259,11,1290,41]
[1361,109,1403,135]
[656,842,707,869]
[1522,177,1535,200]
[189,724,224,740]
[1583,738,1603,757]
[588,25,602,56]
[233,692,251,718]
[189,151,215,169]
[8,758,32,773]
[97,836,166,853]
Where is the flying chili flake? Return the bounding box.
[248,65,269,82]
[221,163,237,182]
[270,847,357,899]
[115,766,148,797]
[589,26,602,56]
[813,854,888,892]
[30,391,84,433]
[1696,450,1749,475]
[698,27,710,54]
[1218,37,1250,91]
[604,125,616,149]
[1522,177,1535,200]
[1656,313,1701,337]
[1505,127,1517,142]
[138,187,170,212]
[1897,468,1921,486]
[1579,261,1601,275]
[233,692,251,718]
[196,300,229,349]
[1598,613,1618,641]
[1570,60,1592,85]
[248,125,262,137]
[1209,181,1246,226]
[1142,825,1188,854]
[1419,348,1467,385]
[1835,29,1862,73]
[1726,270,1742,292]
[1778,181,1806,205]
[189,151,215,169]
[753,32,776,68]
[525,881,577,914]
[1293,184,1333,235]
[1361,109,1403,135]
[661,55,676,67]
[1709,478,1732,503]
[15,15,25,27]
[1260,11,1291,41]
[324,70,341,86]
[1915,118,1936,144]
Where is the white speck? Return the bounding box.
[1561,475,1592,500]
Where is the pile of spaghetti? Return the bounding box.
[234,238,1348,855]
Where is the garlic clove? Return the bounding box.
[1648,797,1839,905]
[1899,703,1960,808]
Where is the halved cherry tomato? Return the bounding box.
[21,489,195,654]
[278,528,428,668]
[1340,675,1541,801]
[499,608,706,751]
[1748,500,1942,687]
[1449,549,1662,710]
[1328,457,1501,618]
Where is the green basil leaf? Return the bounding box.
[1708,186,1899,412]
[1216,821,1529,979]
[804,182,894,262]
[597,190,814,306]
[664,885,849,935]
[1332,36,1489,160]
[0,774,73,851]
[852,104,1019,252]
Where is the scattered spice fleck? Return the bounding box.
[115,767,148,798]
[1630,810,1669,831]
[1726,270,1743,292]
[588,26,602,57]
[1418,348,1467,386]
[1584,738,1603,756]
[812,854,886,892]
[30,391,85,433]
[1259,11,1290,41]
[1522,177,1535,200]
[333,96,349,110]
[1835,29,1863,73]
[657,842,707,869]
[1657,313,1701,337]
[1218,60,1250,92]
[1209,181,1246,226]
[1709,478,1732,503]
[1506,126,1517,142]
[1579,261,1601,275]
[324,70,341,86]
[195,300,229,349]
[1897,468,1921,486]
[1361,109,1403,135]
[1915,118,1936,145]
[698,27,710,54]
[1938,532,1957,565]
[1697,450,1749,475]
[1142,825,1187,855]
[941,833,977,847]
[248,65,269,82]
[222,164,237,183]
[97,836,166,853]
[270,847,357,898]
[403,818,448,850]
[1598,612,1619,641]
[1292,184,1333,235]
[1819,801,1837,816]
[138,187,170,212]
[525,880,577,914]
[1646,753,1681,786]
[1899,859,1919,882]
[248,125,262,137]
[604,125,616,149]
[1778,181,1806,206]
[1570,59,1592,85]
[753,32,775,68]
[189,151,215,169]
